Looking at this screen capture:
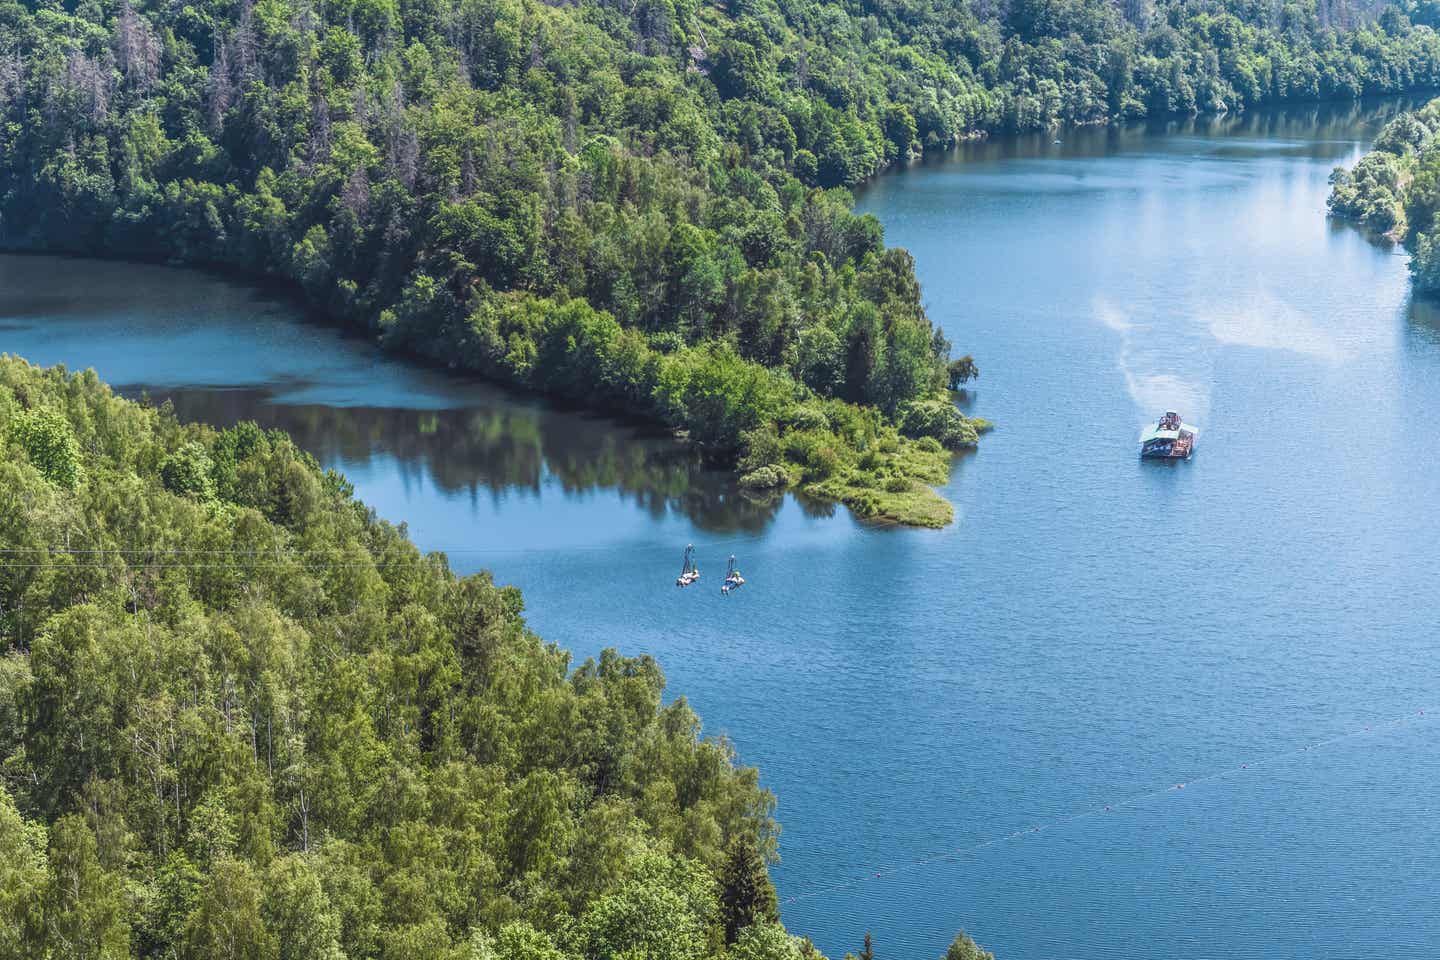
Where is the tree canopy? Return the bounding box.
[1328,95,1440,291]
[0,357,1006,957]
[0,356,805,959]
[4,0,1436,521]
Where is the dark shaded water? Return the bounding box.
[6,98,1440,959]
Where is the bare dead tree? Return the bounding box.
[352,84,371,125]
[207,35,236,132]
[341,164,371,217]
[460,146,477,197]
[308,93,332,165]
[233,0,261,84]
[114,0,161,92]
[64,52,110,124]
[0,52,23,113]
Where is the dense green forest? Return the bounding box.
[1327,93,1440,289]
[4,0,1440,525]
[0,356,1001,957]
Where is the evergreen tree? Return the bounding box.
[719,834,779,943]
[943,931,995,960]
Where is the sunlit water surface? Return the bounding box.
[5,98,1440,959]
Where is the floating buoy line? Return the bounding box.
[774,705,1433,906]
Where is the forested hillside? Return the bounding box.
[0,355,813,959]
[3,0,1439,525]
[1327,94,1440,289]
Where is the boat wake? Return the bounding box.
[1096,299,1213,427]
[1207,288,1343,362]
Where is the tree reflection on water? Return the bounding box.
[127,384,788,534]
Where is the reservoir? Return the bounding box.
[5,98,1439,958]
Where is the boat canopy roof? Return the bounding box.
[1139,421,1199,442]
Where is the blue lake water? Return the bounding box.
[5,98,1440,958]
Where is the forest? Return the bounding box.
[1327,93,1440,290]
[0,356,996,958]
[6,0,1440,522]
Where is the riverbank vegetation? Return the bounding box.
[0,355,792,958]
[3,0,1436,524]
[0,356,1003,957]
[1327,95,1440,291]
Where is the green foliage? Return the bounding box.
[488,922,569,960]
[7,409,80,489]
[160,441,218,501]
[0,787,47,960]
[0,358,787,959]
[947,356,979,390]
[731,923,805,960]
[1329,151,1411,233]
[1412,226,1440,291]
[180,858,272,960]
[263,856,346,960]
[739,465,788,489]
[943,931,996,960]
[44,816,130,960]
[899,399,981,449]
[1329,97,1440,290]
[719,834,779,944]
[12,0,1429,520]
[574,854,717,960]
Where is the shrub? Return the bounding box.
[848,492,881,517]
[782,429,821,463]
[739,427,784,472]
[899,399,978,449]
[738,465,787,489]
[785,404,829,432]
[803,443,840,481]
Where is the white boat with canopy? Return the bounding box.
[1139,411,1198,459]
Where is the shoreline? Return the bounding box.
[0,245,975,528]
[3,92,1427,529]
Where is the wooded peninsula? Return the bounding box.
[1328,93,1440,290]
[5,0,1440,953]
[6,0,1440,523]
[0,356,1000,959]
